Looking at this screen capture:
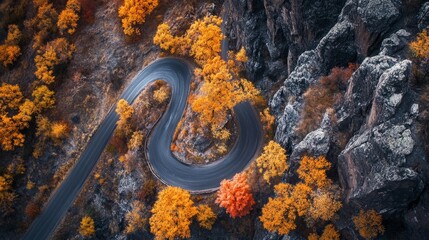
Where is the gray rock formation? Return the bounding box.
[223,0,346,84]
[237,0,429,238]
[380,30,412,59]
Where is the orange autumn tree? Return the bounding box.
[260,155,342,235]
[0,84,36,151]
[25,0,58,50]
[260,108,275,134]
[153,15,222,63]
[153,23,186,54]
[352,209,385,239]
[186,16,223,65]
[34,38,76,84]
[118,0,158,36]
[32,85,55,112]
[115,99,134,136]
[149,186,198,239]
[79,215,95,237]
[256,140,288,184]
[196,204,217,230]
[128,130,143,151]
[410,29,429,59]
[260,183,298,234]
[0,24,22,67]
[297,156,332,189]
[216,173,255,218]
[309,224,340,240]
[50,122,69,144]
[57,0,81,35]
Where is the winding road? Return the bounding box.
[23,58,263,239]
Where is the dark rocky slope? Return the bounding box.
[224,0,429,239]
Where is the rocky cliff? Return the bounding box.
[224,0,429,239]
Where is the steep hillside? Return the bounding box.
[1,0,429,239]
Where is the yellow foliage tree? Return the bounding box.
[0,25,22,67]
[5,25,22,46]
[0,45,21,67]
[34,38,76,84]
[308,190,342,222]
[260,108,275,134]
[256,140,288,184]
[57,0,81,35]
[0,84,23,112]
[0,84,35,151]
[320,224,340,240]
[115,99,134,135]
[32,85,55,112]
[79,215,95,237]
[260,194,297,235]
[118,0,158,36]
[125,201,146,234]
[309,224,340,240]
[291,183,312,216]
[36,116,52,137]
[187,16,223,65]
[25,0,58,49]
[196,204,216,230]
[153,86,170,104]
[149,186,198,240]
[128,130,143,151]
[297,156,332,189]
[260,155,342,235]
[352,209,385,239]
[235,47,248,62]
[153,23,187,55]
[50,122,69,143]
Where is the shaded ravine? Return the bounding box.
[23,58,263,240]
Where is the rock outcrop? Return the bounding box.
[223,0,346,86]
[224,0,429,238]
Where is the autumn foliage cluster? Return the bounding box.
[256,140,288,184]
[154,16,261,142]
[0,158,25,216]
[149,186,216,239]
[118,0,158,36]
[352,209,385,239]
[116,99,135,136]
[24,0,59,49]
[296,64,358,137]
[308,224,340,240]
[260,155,342,236]
[410,29,429,59]
[0,84,35,150]
[215,173,255,218]
[125,200,147,234]
[34,37,76,85]
[79,215,95,237]
[0,0,80,152]
[0,24,22,67]
[57,0,81,35]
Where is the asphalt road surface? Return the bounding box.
[23,58,263,240]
